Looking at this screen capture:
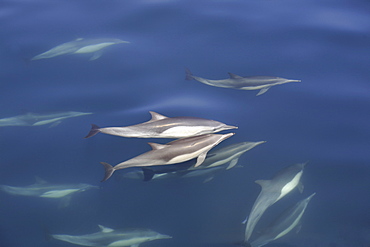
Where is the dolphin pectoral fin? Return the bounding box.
[142,168,155,181]
[84,124,101,138]
[58,196,71,208]
[147,142,169,150]
[130,244,139,247]
[256,87,270,96]
[89,50,103,60]
[298,181,304,193]
[48,120,62,128]
[194,152,207,167]
[100,162,115,182]
[226,158,239,170]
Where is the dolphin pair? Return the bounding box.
[128,141,266,182]
[52,225,171,247]
[85,111,237,139]
[0,111,92,127]
[0,178,98,207]
[244,163,306,242]
[101,133,235,182]
[185,68,301,96]
[32,38,129,61]
[249,193,315,247]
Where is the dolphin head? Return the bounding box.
[214,123,238,133]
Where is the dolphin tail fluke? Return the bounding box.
[84,124,101,138]
[185,68,194,80]
[100,162,115,182]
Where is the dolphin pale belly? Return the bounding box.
[52,225,171,247]
[0,111,92,127]
[32,38,129,61]
[100,133,235,182]
[84,111,237,139]
[185,68,301,96]
[250,193,316,247]
[244,163,306,242]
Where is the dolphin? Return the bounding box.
[100,133,235,182]
[249,193,316,247]
[185,68,301,96]
[52,224,172,247]
[0,111,92,127]
[190,141,266,170]
[244,163,306,242]
[137,141,266,181]
[0,178,98,207]
[84,111,237,139]
[32,38,129,61]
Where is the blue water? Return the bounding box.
[1,0,370,246]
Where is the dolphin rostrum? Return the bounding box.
[52,225,172,247]
[0,111,92,127]
[32,38,129,61]
[84,111,237,139]
[249,193,316,247]
[100,133,235,182]
[244,163,306,242]
[185,68,301,96]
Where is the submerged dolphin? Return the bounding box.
[0,178,98,207]
[249,193,316,247]
[52,225,171,247]
[0,111,92,127]
[85,111,237,139]
[191,141,266,170]
[244,163,306,242]
[100,133,235,182]
[32,38,129,61]
[185,68,301,96]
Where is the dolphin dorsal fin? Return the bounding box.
[255,179,270,187]
[98,225,114,233]
[147,142,168,150]
[148,111,167,122]
[228,73,243,79]
[35,176,47,184]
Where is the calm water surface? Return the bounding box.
[0,0,369,246]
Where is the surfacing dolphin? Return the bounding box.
[52,224,172,247]
[100,133,235,182]
[32,38,129,61]
[0,111,92,127]
[0,177,98,207]
[244,163,306,242]
[185,68,301,96]
[249,193,316,247]
[85,111,237,139]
